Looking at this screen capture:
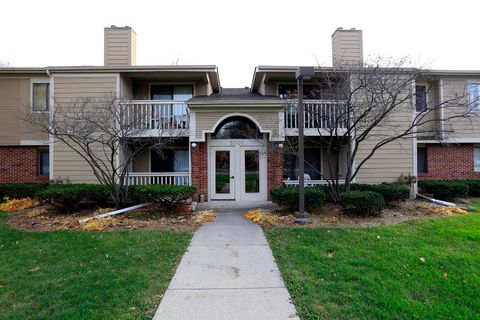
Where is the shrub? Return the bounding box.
[461,180,480,197]
[270,186,326,211]
[418,180,468,200]
[129,185,196,211]
[350,183,410,204]
[0,183,47,200]
[35,184,109,211]
[340,191,385,216]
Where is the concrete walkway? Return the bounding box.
[153,206,299,320]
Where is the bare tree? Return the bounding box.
[284,57,478,202]
[24,96,185,208]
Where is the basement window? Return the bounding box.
[32,83,50,112]
[474,147,480,172]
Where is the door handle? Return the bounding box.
[230,176,235,179]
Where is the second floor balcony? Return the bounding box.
[284,100,348,135]
[120,100,189,136]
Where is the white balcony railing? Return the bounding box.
[283,179,345,187]
[120,100,189,131]
[284,100,347,129]
[127,172,190,186]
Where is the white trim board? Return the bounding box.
[20,139,49,146]
[419,138,480,144]
[194,112,280,142]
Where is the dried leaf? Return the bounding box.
[0,197,39,212]
[193,210,216,223]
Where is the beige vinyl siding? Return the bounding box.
[104,28,136,66]
[332,29,363,66]
[0,78,48,145]
[442,77,480,139]
[120,76,133,99]
[53,75,118,183]
[132,150,149,172]
[130,30,137,65]
[354,101,414,184]
[190,106,283,141]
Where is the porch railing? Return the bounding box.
[284,100,348,129]
[120,100,189,131]
[127,172,190,186]
[283,179,345,187]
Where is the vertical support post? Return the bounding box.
[294,66,314,224]
[298,76,305,214]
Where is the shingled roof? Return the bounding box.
[188,88,282,104]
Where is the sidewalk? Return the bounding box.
[153,207,299,320]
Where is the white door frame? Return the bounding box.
[209,146,235,200]
[208,138,267,201]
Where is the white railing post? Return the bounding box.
[284,100,347,130]
[118,100,190,135]
[126,172,190,186]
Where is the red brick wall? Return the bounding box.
[191,142,208,201]
[267,142,284,200]
[0,146,49,183]
[418,144,480,180]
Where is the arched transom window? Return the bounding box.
[211,116,262,139]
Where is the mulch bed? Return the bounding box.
[256,199,471,228]
[7,204,207,232]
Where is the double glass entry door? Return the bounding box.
[210,144,266,201]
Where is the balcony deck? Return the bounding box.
[120,100,189,137]
[120,99,348,138]
[284,100,348,136]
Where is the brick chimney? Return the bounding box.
[104,25,137,66]
[331,28,363,67]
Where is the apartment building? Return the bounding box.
[0,26,479,202]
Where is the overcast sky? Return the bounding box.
[1,0,479,87]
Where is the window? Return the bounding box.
[150,85,193,101]
[32,83,49,112]
[474,147,480,172]
[417,146,427,174]
[415,85,427,112]
[283,149,322,180]
[469,83,480,110]
[211,117,262,139]
[151,149,189,172]
[39,149,49,176]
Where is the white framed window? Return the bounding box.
[469,83,480,111]
[474,147,480,172]
[31,79,50,112]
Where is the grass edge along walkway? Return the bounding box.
[266,208,480,320]
[0,212,191,320]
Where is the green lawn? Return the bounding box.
[266,208,480,319]
[0,212,190,320]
